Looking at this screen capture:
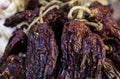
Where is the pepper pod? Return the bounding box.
[0,29,27,79]
[87,1,120,40]
[57,1,120,78]
[58,20,106,79]
[25,6,59,79]
[87,1,120,77]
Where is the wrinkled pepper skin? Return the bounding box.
[58,20,105,79]
[89,1,120,40]
[4,8,39,27]
[89,1,120,71]
[87,2,120,73]
[0,55,25,79]
[25,23,59,79]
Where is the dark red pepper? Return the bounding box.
[4,8,39,27]
[25,23,59,79]
[1,29,27,61]
[58,20,105,79]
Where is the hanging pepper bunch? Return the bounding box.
[0,0,120,79]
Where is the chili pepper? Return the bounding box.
[88,1,120,40]
[4,8,39,27]
[25,23,59,79]
[58,20,105,79]
[1,29,27,61]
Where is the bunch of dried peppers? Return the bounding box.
[0,0,120,79]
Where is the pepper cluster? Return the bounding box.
[0,0,120,79]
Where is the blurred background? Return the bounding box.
[113,0,120,25]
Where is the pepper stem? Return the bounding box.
[25,7,45,33]
[17,21,29,29]
[80,20,103,31]
[68,6,92,19]
[43,5,60,16]
[44,0,61,8]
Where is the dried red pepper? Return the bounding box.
[58,20,105,79]
[88,1,120,40]
[25,23,59,79]
[1,29,27,61]
[4,8,39,27]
